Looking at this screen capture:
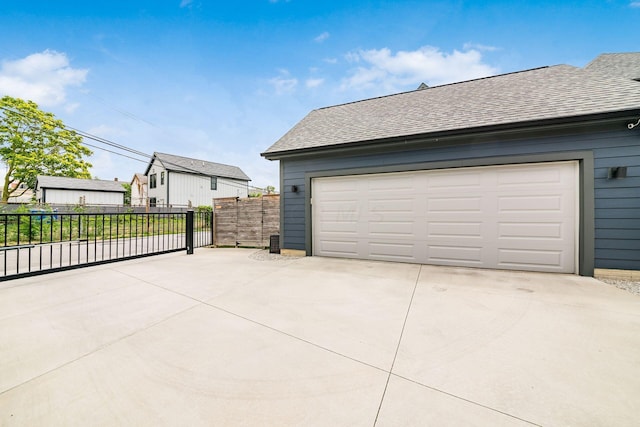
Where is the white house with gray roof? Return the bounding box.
[36,176,126,206]
[144,152,250,207]
[262,52,640,276]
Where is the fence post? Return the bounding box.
[210,211,215,247]
[186,210,194,254]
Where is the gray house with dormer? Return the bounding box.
[262,52,640,276]
[144,152,250,208]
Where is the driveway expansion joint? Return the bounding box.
[373,265,422,426]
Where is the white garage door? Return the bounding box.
[312,161,578,273]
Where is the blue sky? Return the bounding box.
[0,1,638,190]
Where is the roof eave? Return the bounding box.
[261,109,640,160]
[143,153,158,176]
[166,169,251,181]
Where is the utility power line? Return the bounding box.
[0,104,271,193]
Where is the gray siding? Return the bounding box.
[280,128,640,271]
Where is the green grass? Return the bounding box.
[0,213,211,247]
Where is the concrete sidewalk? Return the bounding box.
[1,249,639,426]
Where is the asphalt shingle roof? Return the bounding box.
[585,52,640,80]
[148,152,251,181]
[262,60,640,157]
[131,173,147,185]
[37,176,126,192]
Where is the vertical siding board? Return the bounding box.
[147,162,167,206]
[45,189,124,205]
[280,129,640,270]
[169,173,248,207]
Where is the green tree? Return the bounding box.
[122,182,132,205]
[0,96,92,202]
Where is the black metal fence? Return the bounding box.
[0,210,213,281]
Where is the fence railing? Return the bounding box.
[0,210,213,281]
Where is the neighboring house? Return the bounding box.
[262,52,640,276]
[144,152,250,207]
[4,182,34,203]
[36,176,126,206]
[130,173,148,207]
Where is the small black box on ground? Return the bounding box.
[269,235,280,254]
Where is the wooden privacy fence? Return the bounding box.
[213,195,279,247]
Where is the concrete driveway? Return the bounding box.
[1,249,639,426]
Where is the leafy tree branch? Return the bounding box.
[0,96,93,202]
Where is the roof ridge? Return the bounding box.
[37,175,119,183]
[154,151,240,168]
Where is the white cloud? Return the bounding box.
[344,51,360,63]
[314,32,330,43]
[0,50,88,107]
[323,57,338,64]
[268,69,298,94]
[179,0,193,7]
[341,46,498,92]
[64,102,80,113]
[462,42,499,52]
[305,78,324,88]
[630,1,640,7]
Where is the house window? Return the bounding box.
[150,174,157,189]
[211,177,217,190]
[149,197,156,207]
[160,171,165,185]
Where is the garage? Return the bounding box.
[312,161,578,273]
[264,55,640,276]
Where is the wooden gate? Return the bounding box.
[213,195,279,247]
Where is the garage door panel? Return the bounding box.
[317,240,359,256]
[318,198,359,211]
[497,166,563,186]
[497,249,564,271]
[427,222,483,237]
[318,220,359,234]
[426,171,482,189]
[367,175,416,191]
[322,190,358,203]
[499,195,563,212]
[427,245,483,264]
[368,221,415,237]
[313,161,577,273]
[368,242,417,260]
[498,222,564,239]
[368,198,415,214]
[427,197,483,212]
